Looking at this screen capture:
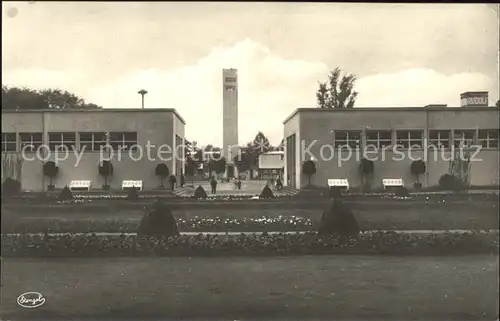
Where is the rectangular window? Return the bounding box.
[109,132,138,151]
[396,130,423,149]
[79,132,107,152]
[334,130,361,149]
[478,129,499,149]
[48,132,76,151]
[1,133,17,152]
[453,130,475,148]
[19,132,43,152]
[366,130,392,149]
[428,130,450,149]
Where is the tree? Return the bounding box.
[410,160,426,189]
[302,160,316,186]
[233,132,273,179]
[154,163,169,188]
[233,147,254,174]
[2,86,47,110]
[275,139,284,151]
[1,86,102,110]
[252,131,273,153]
[98,160,113,190]
[316,67,358,109]
[208,155,226,177]
[43,161,59,190]
[496,100,500,108]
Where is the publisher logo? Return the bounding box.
[17,292,46,308]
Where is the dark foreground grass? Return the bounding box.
[1,255,498,320]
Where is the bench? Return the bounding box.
[382,178,404,190]
[122,180,143,191]
[327,179,350,191]
[68,180,92,192]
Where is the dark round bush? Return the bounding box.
[194,185,208,199]
[1,178,21,197]
[438,173,464,191]
[138,201,180,238]
[319,199,360,237]
[58,186,73,201]
[259,185,275,199]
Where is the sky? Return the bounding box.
[2,2,499,147]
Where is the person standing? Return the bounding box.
[210,176,217,194]
[276,177,283,190]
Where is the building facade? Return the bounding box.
[283,105,499,189]
[258,151,284,179]
[222,68,239,178]
[1,108,185,192]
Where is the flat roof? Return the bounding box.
[283,106,499,124]
[461,91,488,96]
[1,108,186,125]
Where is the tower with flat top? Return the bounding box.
[222,68,239,178]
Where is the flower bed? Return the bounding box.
[2,231,497,257]
[74,194,172,200]
[186,195,286,201]
[2,216,314,234]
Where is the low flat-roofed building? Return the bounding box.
[283,105,499,189]
[258,151,284,179]
[1,108,185,192]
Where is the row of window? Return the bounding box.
[1,132,138,152]
[333,129,499,149]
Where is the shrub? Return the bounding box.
[194,185,208,199]
[43,161,59,190]
[302,160,316,186]
[411,160,426,189]
[319,199,359,237]
[394,186,410,197]
[438,173,464,191]
[155,163,169,188]
[1,178,21,197]
[259,184,275,199]
[58,186,73,201]
[127,187,140,201]
[137,201,180,238]
[360,158,374,175]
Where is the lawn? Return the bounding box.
[3,204,499,233]
[1,255,498,320]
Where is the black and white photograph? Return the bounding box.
[1,2,500,320]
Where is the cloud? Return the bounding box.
[3,38,498,147]
[356,69,498,107]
